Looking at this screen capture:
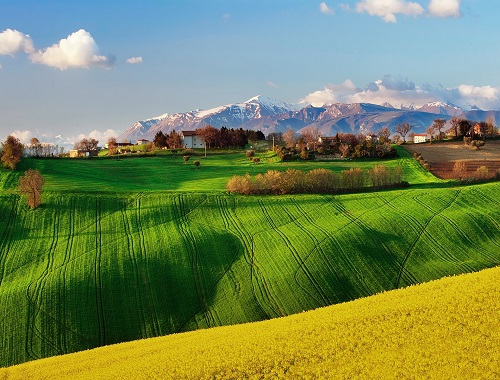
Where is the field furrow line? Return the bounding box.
[0,195,19,286]
[215,196,277,318]
[283,200,332,305]
[174,195,216,329]
[415,192,497,269]
[257,200,323,308]
[135,197,161,336]
[395,190,462,288]
[25,198,63,360]
[120,201,147,336]
[94,197,106,345]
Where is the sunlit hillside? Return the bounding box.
[2,266,498,379]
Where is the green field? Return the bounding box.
[0,150,498,367]
[0,146,437,193]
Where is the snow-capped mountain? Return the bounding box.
[417,102,464,117]
[118,96,301,142]
[118,96,495,143]
[121,113,169,141]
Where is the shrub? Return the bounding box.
[475,166,489,179]
[194,160,200,168]
[183,155,190,164]
[246,150,255,159]
[253,157,260,164]
[453,160,467,181]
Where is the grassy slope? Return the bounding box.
[0,180,498,367]
[0,151,497,367]
[0,148,438,193]
[2,266,498,379]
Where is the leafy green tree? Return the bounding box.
[18,169,45,209]
[1,135,24,169]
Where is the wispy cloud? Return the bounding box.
[267,81,279,88]
[320,2,334,15]
[301,76,500,110]
[126,56,143,64]
[352,0,462,22]
[223,13,230,22]
[354,0,424,23]
[0,28,34,55]
[428,0,461,18]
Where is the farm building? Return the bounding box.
[69,149,98,158]
[413,134,427,144]
[136,139,150,145]
[182,131,206,149]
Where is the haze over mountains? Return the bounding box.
[118,96,499,143]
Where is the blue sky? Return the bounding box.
[0,0,498,145]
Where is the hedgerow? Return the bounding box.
[226,164,406,194]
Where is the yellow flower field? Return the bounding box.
[2,266,498,379]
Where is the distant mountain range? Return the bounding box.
[118,96,499,143]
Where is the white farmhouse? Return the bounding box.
[182,131,206,149]
[413,134,427,144]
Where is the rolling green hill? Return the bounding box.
[2,266,498,379]
[0,147,438,193]
[0,151,498,368]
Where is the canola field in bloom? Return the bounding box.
[0,181,498,367]
[2,266,498,379]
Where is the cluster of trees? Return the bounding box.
[226,165,405,195]
[275,128,396,161]
[26,138,65,157]
[194,126,265,149]
[153,126,265,150]
[153,131,183,149]
[419,117,498,141]
[74,138,99,151]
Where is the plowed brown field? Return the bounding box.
[403,140,500,179]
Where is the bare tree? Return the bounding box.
[29,137,43,157]
[395,122,412,143]
[432,119,446,140]
[301,126,320,150]
[283,129,296,149]
[168,130,183,149]
[107,137,117,155]
[377,127,391,143]
[18,169,45,209]
[1,135,24,169]
[195,125,218,148]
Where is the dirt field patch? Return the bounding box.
[403,140,500,179]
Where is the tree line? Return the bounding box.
[152,126,265,150]
[226,165,406,195]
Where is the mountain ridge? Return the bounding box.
[118,96,498,143]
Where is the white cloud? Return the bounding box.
[126,56,143,64]
[301,80,357,105]
[267,81,279,88]
[30,29,112,70]
[76,129,122,143]
[355,0,425,22]
[428,0,461,18]
[320,2,334,15]
[10,130,34,144]
[0,28,34,55]
[301,76,500,110]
